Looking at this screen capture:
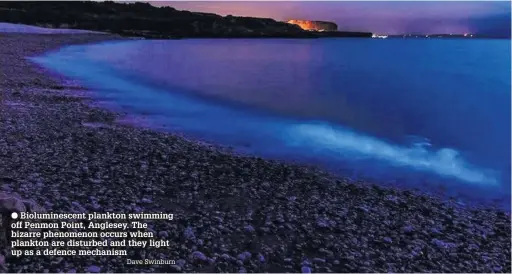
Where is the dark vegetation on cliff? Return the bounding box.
[0,1,371,39]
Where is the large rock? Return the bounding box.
[287,20,338,32]
[0,191,45,213]
[0,191,46,255]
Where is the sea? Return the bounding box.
[31,38,511,210]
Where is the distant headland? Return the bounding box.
[0,1,372,39]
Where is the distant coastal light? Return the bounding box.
[395,33,475,39]
[371,33,388,39]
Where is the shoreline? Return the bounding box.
[0,33,510,273]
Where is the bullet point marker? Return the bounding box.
[11,212,18,219]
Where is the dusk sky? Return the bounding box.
[149,1,511,36]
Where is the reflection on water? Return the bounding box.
[81,39,511,153]
[32,38,511,209]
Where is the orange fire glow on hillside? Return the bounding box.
[286,20,338,32]
[287,20,318,31]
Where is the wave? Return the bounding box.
[285,122,499,186]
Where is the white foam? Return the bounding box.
[287,122,499,186]
[0,23,106,34]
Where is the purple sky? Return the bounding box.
[150,1,511,36]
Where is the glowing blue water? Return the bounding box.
[31,38,511,209]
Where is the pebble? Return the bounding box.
[86,265,100,273]
[141,198,152,204]
[71,201,82,208]
[402,225,415,233]
[176,259,186,267]
[190,251,208,262]
[184,226,196,240]
[313,258,326,264]
[237,252,251,262]
[316,218,331,228]
[301,266,312,273]
[169,265,182,272]
[244,225,255,233]
[51,257,63,265]
[431,227,442,234]
[385,195,399,203]
[432,239,457,249]
[493,266,503,272]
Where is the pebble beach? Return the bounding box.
[0,33,510,273]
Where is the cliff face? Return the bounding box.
[0,1,309,39]
[0,1,370,39]
[287,20,338,32]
